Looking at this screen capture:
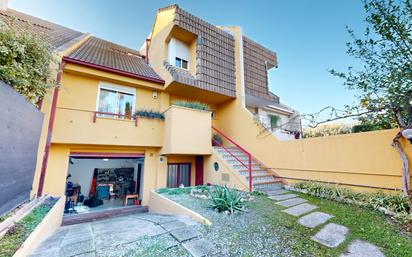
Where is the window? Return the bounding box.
[168,38,190,70]
[175,57,188,69]
[97,83,135,119]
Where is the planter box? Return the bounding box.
[13,197,65,257]
[161,105,212,155]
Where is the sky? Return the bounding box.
[9,0,367,116]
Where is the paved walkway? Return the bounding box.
[266,189,386,257]
[29,213,215,257]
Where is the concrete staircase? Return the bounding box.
[214,146,283,191]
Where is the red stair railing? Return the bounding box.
[212,126,253,192]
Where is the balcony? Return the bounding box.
[52,107,164,147]
[161,105,212,155]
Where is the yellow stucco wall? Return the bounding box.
[212,26,412,192]
[161,106,212,155]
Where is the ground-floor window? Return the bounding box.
[167,163,191,188]
[65,156,144,215]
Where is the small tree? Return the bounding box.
[0,21,56,103]
[305,0,411,195]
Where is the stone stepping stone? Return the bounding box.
[298,212,333,228]
[160,221,188,232]
[340,239,385,257]
[282,203,318,217]
[311,223,349,248]
[183,238,215,257]
[269,194,297,201]
[266,189,289,196]
[170,227,201,242]
[275,197,307,207]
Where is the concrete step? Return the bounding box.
[238,170,268,176]
[232,164,261,170]
[253,182,283,190]
[226,159,259,165]
[246,175,277,183]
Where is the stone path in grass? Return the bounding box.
[265,188,386,257]
[29,213,215,257]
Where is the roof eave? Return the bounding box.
[62,56,165,85]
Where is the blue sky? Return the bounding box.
[9,0,366,115]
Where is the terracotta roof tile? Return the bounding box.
[0,8,84,50]
[67,37,163,82]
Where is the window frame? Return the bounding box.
[175,57,189,70]
[96,82,136,119]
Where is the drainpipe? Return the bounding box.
[145,38,151,64]
[37,60,65,197]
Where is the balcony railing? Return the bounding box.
[93,111,138,127]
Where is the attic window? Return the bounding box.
[175,57,188,69]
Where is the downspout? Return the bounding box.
[37,60,65,196]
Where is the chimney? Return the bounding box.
[0,0,8,10]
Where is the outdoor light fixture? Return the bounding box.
[401,129,412,144]
[103,158,109,161]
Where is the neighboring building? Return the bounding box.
[1,4,298,217]
[248,93,301,140]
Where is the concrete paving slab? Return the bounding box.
[340,239,385,257]
[311,223,349,248]
[60,238,95,257]
[170,226,201,242]
[135,214,178,224]
[275,197,307,207]
[298,212,333,228]
[269,194,297,201]
[160,220,188,231]
[266,189,289,196]
[183,238,215,257]
[282,203,318,217]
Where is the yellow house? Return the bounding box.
[2,4,411,219]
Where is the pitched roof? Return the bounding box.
[65,37,164,83]
[0,8,84,50]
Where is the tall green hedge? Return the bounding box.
[0,23,56,103]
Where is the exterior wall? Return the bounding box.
[213,26,412,192]
[204,152,248,191]
[161,106,212,155]
[243,36,277,101]
[52,71,164,147]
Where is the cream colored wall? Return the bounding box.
[204,152,248,191]
[211,26,412,192]
[161,106,212,155]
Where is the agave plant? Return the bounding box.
[209,185,246,214]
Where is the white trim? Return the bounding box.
[96,81,137,115]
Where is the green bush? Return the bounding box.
[293,182,411,223]
[134,109,164,120]
[0,23,56,103]
[171,100,209,111]
[209,185,246,214]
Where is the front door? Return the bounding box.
[167,163,191,188]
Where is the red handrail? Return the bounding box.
[212,126,253,192]
[93,111,138,127]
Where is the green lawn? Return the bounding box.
[248,193,412,257]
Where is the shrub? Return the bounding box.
[302,123,353,138]
[172,100,209,111]
[209,185,246,214]
[134,109,164,120]
[0,23,56,103]
[292,181,411,223]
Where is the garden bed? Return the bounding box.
[0,197,59,257]
[158,186,412,257]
